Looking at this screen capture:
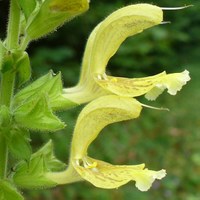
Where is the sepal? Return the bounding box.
[0,49,31,85]
[13,95,65,131]
[15,51,31,87]
[14,71,53,106]
[34,140,66,171]
[13,140,66,189]
[0,49,23,73]
[6,127,32,160]
[13,71,78,111]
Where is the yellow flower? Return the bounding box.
[63,3,190,104]
[47,95,166,191]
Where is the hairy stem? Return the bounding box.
[6,0,21,50]
[0,0,20,179]
[0,133,8,179]
[0,71,15,179]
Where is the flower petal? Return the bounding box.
[145,70,191,100]
[71,95,142,159]
[94,72,166,97]
[82,4,163,75]
[95,70,190,100]
[73,156,166,191]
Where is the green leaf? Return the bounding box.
[15,52,31,87]
[7,128,32,160]
[17,0,36,20]
[14,95,66,131]
[0,180,24,200]
[13,140,65,189]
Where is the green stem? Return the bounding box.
[0,71,15,106]
[6,0,21,50]
[0,71,15,179]
[0,0,20,179]
[0,132,8,179]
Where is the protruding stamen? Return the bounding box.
[161,5,193,10]
[141,103,169,111]
[160,21,171,25]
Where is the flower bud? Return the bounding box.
[26,0,89,40]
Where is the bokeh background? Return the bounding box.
[1,0,200,199]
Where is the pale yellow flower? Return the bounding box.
[47,95,166,191]
[63,4,190,105]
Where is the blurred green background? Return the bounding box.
[1,0,200,199]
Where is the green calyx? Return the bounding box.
[13,140,66,189]
[13,71,78,111]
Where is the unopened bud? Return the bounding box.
[26,0,89,40]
